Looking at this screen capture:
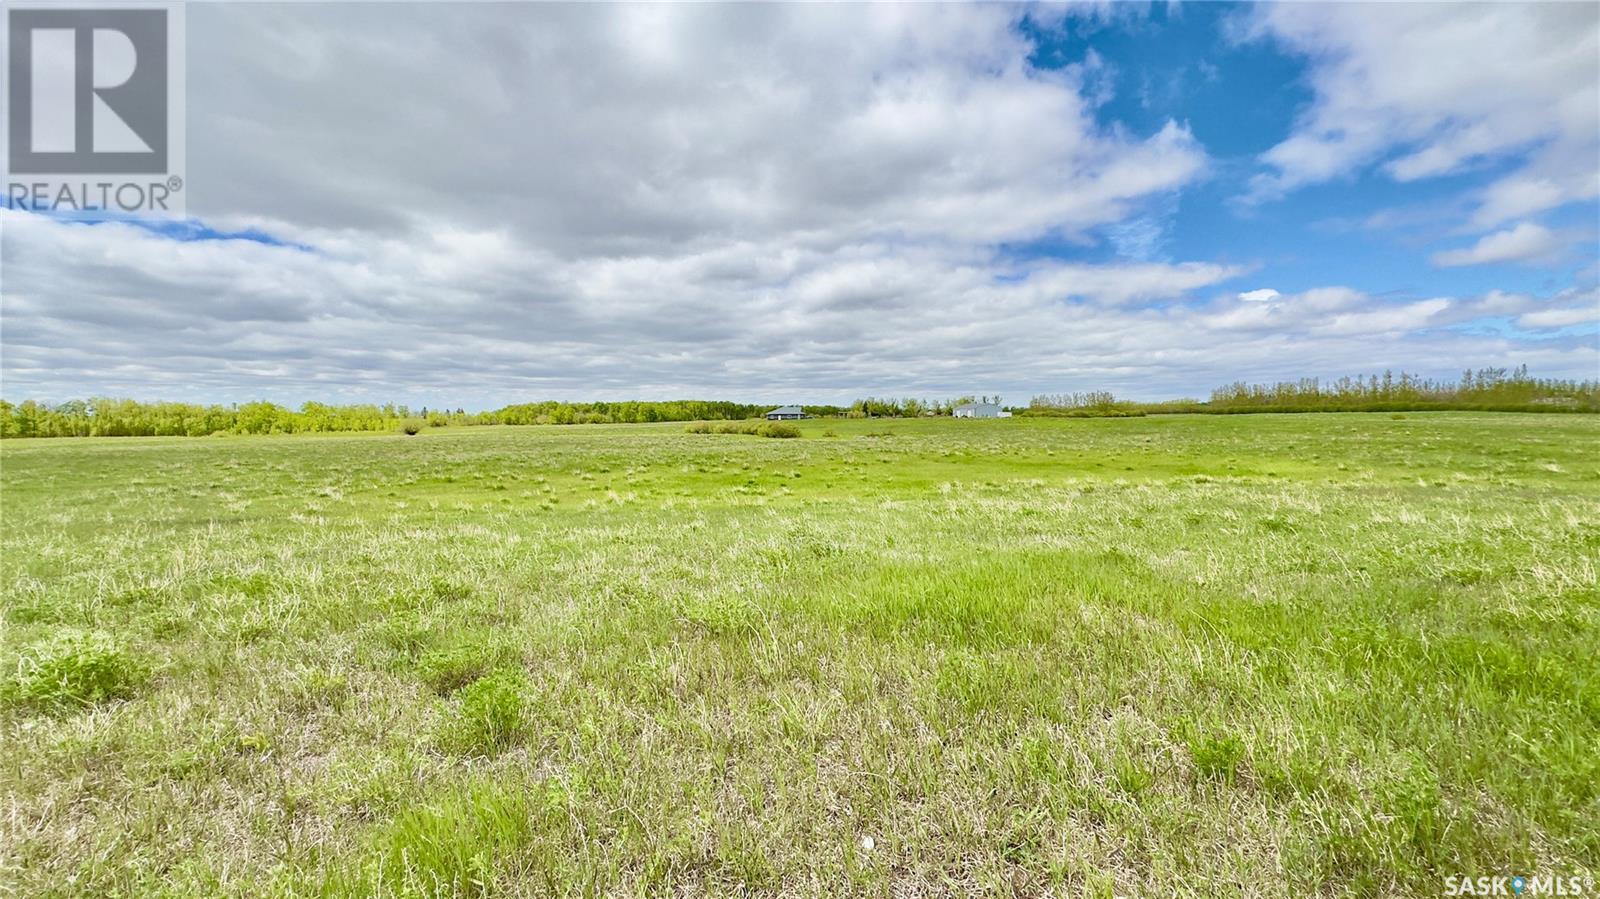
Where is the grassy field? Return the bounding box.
[1,413,1596,897]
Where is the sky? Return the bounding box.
[2,1,1597,409]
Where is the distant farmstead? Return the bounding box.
[765,405,806,420]
[953,402,1010,419]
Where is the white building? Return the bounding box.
[953,402,1010,419]
[765,405,806,420]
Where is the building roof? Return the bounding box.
[766,405,804,416]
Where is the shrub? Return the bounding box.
[3,631,147,710]
[402,423,421,436]
[440,668,529,756]
[685,420,797,437]
[756,422,800,439]
[686,420,761,435]
[1019,407,1146,418]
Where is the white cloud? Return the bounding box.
[1,4,1231,402]
[1433,290,1536,326]
[0,210,1252,403]
[1026,262,1246,306]
[1201,287,1436,335]
[1517,289,1600,330]
[1519,307,1600,330]
[1238,289,1280,303]
[1316,299,1452,337]
[1245,4,1600,226]
[6,209,1592,406]
[1431,223,1563,268]
[184,4,1205,252]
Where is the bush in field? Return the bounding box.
[685,419,798,437]
[685,420,757,434]
[1020,407,1146,418]
[440,668,529,756]
[402,422,421,436]
[3,631,147,710]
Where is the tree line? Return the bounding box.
[0,396,987,437]
[2,367,1593,438]
[1193,366,1597,413]
[842,396,1003,418]
[1024,366,1598,416]
[0,398,768,439]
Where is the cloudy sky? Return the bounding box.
[3,1,1597,408]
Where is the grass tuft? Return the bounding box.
[355,781,538,898]
[1188,730,1246,784]
[439,668,530,756]
[2,631,147,711]
[418,645,496,695]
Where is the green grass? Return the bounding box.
[1,413,1596,896]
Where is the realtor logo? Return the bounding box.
[4,4,184,213]
[9,9,167,172]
